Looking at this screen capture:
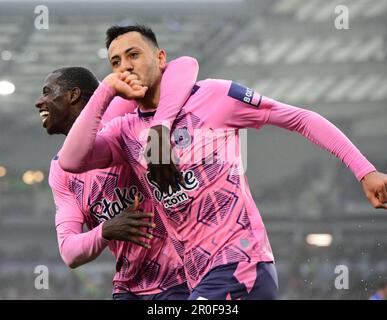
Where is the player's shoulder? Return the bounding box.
[48,151,69,188]
[49,152,61,173]
[196,78,233,92]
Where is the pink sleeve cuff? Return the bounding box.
[100,80,116,101]
[356,165,376,182]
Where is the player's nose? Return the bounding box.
[35,97,44,109]
[118,59,134,73]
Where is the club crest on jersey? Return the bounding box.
[228,82,262,108]
[146,169,199,208]
[172,127,192,149]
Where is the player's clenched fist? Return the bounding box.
[361,171,387,209]
[103,72,148,100]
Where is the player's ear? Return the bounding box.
[157,49,166,69]
[69,87,81,105]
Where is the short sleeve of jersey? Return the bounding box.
[49,158,85,226]
[201,79,274,130]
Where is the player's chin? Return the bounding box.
[45,122,56,135]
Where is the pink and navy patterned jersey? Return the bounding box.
[49,134,186,295]
[49,57,200,295]
[59,78,376,291]
[50,155,186,294]
[99,79,277,289]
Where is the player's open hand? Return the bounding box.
[103,72,148,100]
[361,171,387,209]
[101,195,155,248]
[145,125,184,194]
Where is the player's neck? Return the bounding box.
[62,124,71,136]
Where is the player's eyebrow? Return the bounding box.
[110,47,137,62]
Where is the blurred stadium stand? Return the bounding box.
[0,0,386,299]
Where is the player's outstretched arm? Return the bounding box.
[146,56,199,193]
[196,80,387,210]
[265,100,387,210]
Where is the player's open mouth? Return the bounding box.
[39,110,49,125]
